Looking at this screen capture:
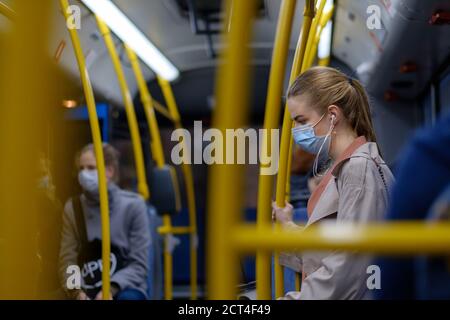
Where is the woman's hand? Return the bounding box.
[272,201,294,226]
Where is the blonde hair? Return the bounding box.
[287,66,377,143]
[77,143,120,183]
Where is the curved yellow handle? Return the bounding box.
[59,0,111,300]
[157,76,199,300]
[96,17,150,201]
[124,46,165,169]
[275,0,316,207]
[305,3,335,68]
[256,0,298,300]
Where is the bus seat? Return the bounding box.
[415,183,450,299]
[150,165,182,216]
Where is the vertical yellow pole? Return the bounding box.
[284,1,329,207]
[303,0,327,71]
[59,0,111,300]
[295,272,301,291]
[207,0,258,299]
[305,4,334,68]
[126,47,188,300]
[318,56,331,66]
[96,17,150,201]
[285,143,294,201]
[158,77,198,300]
[256,0,297,300]
[272,0,316,299]
[0,0,50,299]
[278,1,327,295]
[124,45,166,169]
[276,1,328,293]
[162,215,174,300]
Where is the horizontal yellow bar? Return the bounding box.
[153,100,175,121]
[158,226,192,235]
[232,222,450,254]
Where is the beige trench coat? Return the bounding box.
[280,141,394,300]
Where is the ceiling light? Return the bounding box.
[81,0,180,81]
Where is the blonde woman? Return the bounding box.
[273,67,394,300]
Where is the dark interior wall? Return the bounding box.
[370,97,422,167]
[330,0,450,167]
[135,65,272,126]
[440,67,450,116]
[331,58,423,167]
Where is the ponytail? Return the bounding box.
[348,79,377,143]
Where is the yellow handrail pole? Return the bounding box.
[273,0,316,298]
[274,138,293,296]
[96,18,150,201]
[124,50,185,299]
[153,100,175,122]
[303,0,327,71]
[164,214,174,300]
[283,2,326,207]
[207,0,258,299]
[306,6,335,69]
[279,1,324,294]
[0,1,15,20]
[59,0,111,300]
[0,0,52,299]
[318,56,331,67]
[285,144,294,200]
[158,77,198,300]
[124,45,166,169]
[317,6,334,67]
[124,46,177,300]
[256,0,297,300]
[232,223,450,253]
[152,78,176,300]
[158,226,192,235]
[283,1,328,229]
[295,272,301,291]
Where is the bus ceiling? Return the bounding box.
[44,0,450,109]
[333,0,450,101]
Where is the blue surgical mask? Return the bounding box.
[292,113,335,176]
[78,169,99,195]
[292,113,327,154]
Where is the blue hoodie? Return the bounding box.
[375,112,450,299]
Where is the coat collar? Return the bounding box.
[331,141,383,176]
[306,136,368,218]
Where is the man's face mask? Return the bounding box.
[292,112,336,176]
[78,169,99,195]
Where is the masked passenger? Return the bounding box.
[59,143,151,300]
[272,67,394,299]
